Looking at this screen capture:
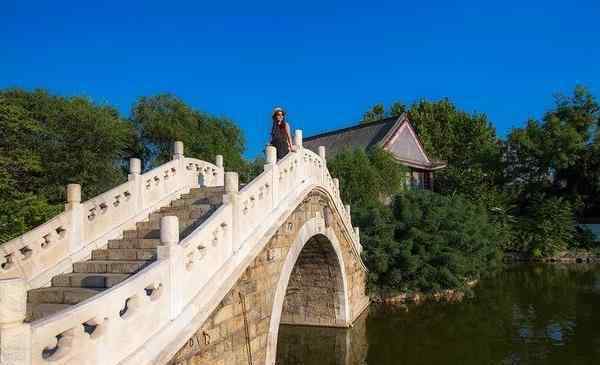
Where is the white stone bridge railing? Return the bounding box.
[0,142,224,289]
[0,132,363,365]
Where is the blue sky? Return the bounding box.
[2,0,599,158]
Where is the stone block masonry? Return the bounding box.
[168,191,369,365]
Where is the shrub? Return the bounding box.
[362,190,502,294]
[515,196,577,256]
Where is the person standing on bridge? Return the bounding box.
[270,106,296,160]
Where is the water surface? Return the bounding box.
[276,264,600,365]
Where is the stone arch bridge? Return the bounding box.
[0,131,369,365]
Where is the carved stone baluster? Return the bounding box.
[157,216,183,320]
[0,278,31,365]
[66,183,84,254]
[224,172,240,254]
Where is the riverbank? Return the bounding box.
[504,249,600,263]
[371,280,478,305]
[369,248,600,306]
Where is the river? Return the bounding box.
[276,264,600,364]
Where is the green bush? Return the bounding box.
[514,196,578,256]
[361,190,502,294]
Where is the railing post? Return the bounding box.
[224,172,241,253]
[215,155,224,186]
[65,184,84,254]
[318,146,326,186]
[157,216,182,320]
[354,226,361,253]
[318,145,326,161]
[264,146,279,207]
[294,129,306,183]
[294,129,303,150]
[0,278,31,365]
[128,158,143,212]
[173,141,184,160]
[172,141,188,190]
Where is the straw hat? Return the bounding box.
[272,106,286,117]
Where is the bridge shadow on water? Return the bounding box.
[275,309,368,365]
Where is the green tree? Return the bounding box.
[505,86,600,217]
[327,148,406,206]
[361,103,385,123]
[390,101,407,117]
[516,196,577,256]
[361,101,406,124]
[238,156,266,184]
[407,99,504,200]
[0,103,60,241]
[0,88,137,241]
[131,94,246,171]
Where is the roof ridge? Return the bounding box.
[304,115,400,141]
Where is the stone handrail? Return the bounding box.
[0,132,362,365]
[0,143,224,289]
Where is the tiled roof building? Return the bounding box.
[304,113,446,189]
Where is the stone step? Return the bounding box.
[108,238,161,249]
[136,218,195,231]
[73,260,151,274]
[188,186,225,196]
[152,204,213,221]
[23,185,227,323]
[26,303,72,322]
[51,273,130,288]
[91,248,156,261]
[126,216,202,239]
[170,198,212,208]
[28,287,103,305]
[123,228,160,239]
[180,191,219,200]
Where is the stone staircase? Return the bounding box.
[25,186,226,322]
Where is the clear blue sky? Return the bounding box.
[2,0,599,158]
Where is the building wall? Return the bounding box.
[405,169,433,190]
[386,124,429,165]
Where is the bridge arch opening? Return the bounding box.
[280,233,347,327]
[266,217,351,364]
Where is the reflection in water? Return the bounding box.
[276,264,600,365]
[276,310,368,365]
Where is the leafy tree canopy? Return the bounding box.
[131,94,246,171]
[505,86,600,216]
[327,148,406,206]
[0,88,137,241]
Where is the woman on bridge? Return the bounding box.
[270,106,295,160]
